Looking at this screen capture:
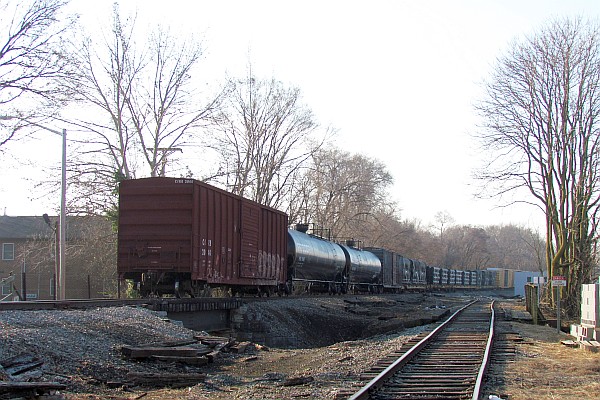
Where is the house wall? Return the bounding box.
[1,238,57,300]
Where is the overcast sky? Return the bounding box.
[2,0,599,231]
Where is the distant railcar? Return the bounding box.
[287,227,347,293]
[470,270,478,286]
[365,248,435,292]
[365,247,401,291]
[456,270,465,286]
[342,243,382,293]
[427,266,441,286]
[486,268,515,289]
[441,268,450,285]
[399,255,412,285]
[449,269,457,286]
[412,260,428,285]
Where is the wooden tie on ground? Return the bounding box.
[0,353,64,398]
[0,381,66,397]
[119,334,236,365]
[118,335,233,388]
[118,334,254,387]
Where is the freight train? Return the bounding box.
[117,177,504,297]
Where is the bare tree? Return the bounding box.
[71,7,139,182]
[211,69,327,209]
[0,0,76,150]
[476,17,600,314]
[433,210,455,239]
[292,147,394,241]
[127,27,222,178]
[65,216,117,298]
[66,5,222,214]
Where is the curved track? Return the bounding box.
[346,299,495,400]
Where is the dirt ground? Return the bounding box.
[185,295,600,400]
[483,301,600,400]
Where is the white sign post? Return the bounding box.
[552,276,566,333]
[533,276,545,303]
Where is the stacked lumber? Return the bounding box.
[120,334,257,369]
[560,339,578,348]
[121,343,212,366]
[579,340,600,352]
[116,335,261,388]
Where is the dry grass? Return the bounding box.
[486,301,600,400]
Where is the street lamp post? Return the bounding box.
[0,116,67,300]
[58,126,66,300]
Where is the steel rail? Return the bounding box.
[471,300,495,400]
[347,299,479,400]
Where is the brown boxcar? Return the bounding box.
[117,177,288,296]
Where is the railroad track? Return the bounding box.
[0,291,436,311]
[0,298,148,311]
[342,299,495,400]
[0,297,243,312]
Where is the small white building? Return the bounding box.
[570,281,600,341]
[513,271,545,297]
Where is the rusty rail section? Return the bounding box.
[347,299,495,400]
[146,297,243,312]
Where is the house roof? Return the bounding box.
[0,216,112,240]
[0,216,53,239]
